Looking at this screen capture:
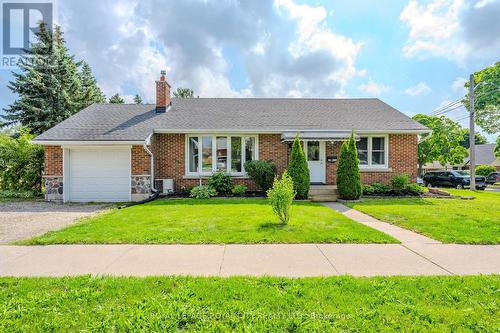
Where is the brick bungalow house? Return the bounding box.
[34,72,429,202]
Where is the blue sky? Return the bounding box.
[1,0,499,140]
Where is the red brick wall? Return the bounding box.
[324,134,418,184]
[131,145,150,175]
[44,146,63,176]
[153,134,290,192]
[42,134,418,192]
[258,134,289,174]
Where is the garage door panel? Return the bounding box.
[69,148,130,202]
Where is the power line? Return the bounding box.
[433,103,465,116]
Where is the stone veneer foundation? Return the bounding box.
[131,175,151,201]
[44,176,63,201]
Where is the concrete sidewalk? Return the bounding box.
[1,243,499,277]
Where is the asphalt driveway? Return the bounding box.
[0,201,108,244]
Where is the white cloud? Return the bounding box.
[52,0,364,102]
[405,82,431,96]
[452,77,468,93]
[400,0,465,60]
[399,0,500,63]
[358,80,390,96]
[275,0,363,94]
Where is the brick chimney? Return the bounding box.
[155,70,171,113]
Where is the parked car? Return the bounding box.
[423,170,486,190]
[486,172,500,185]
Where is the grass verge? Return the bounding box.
[0,275,498,332]
[348,189,499,244]
[20,198,396,244]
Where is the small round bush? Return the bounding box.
[208,172,232,195]
[244,160,277,191]
[405,183,424,195]
[232,184,247,197]
[371,182,390,194]
[362,184,374,195]
[190,185,217,199]
[391,174,410,193]
[475,165,495,176]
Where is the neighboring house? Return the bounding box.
[464,144,500,171]
[423,143,500,173]
[34,72,429,202]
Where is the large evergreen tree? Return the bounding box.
[1,23,103,135]
[288,135,310,199]
[77,61,105,108]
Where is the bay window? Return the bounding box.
[356,135,388,168]
[187,135,258,175]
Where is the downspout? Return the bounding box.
[144,132,157,193]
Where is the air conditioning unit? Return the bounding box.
[162,179,174,194]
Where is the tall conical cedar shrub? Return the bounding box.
[336,132,362,200]
[288,135,310,199]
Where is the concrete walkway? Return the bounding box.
[1,243,499,277]
[322,202,441,245]
[1,203,498,277]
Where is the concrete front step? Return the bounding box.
[309,194,338,202]
[309,185,338,201]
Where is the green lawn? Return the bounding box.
[20,198,396,244]
[0,275,498,332]
[348,190,500,244]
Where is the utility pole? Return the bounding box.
[469,74,476,190]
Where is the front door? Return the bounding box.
[304,141,326,184]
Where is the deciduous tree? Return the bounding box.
[464,62,500,134]
[413,114,468,175]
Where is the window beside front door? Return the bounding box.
[355,135,388,168]
[187,134,258,176]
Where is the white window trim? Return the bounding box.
[357,134,389,169]
[185,134,259,176]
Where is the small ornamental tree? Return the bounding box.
[336,132,362,200]
[267,171,295,224]
[288,135,310,199]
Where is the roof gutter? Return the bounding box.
[143,133,156,193]
[153,128,432,135]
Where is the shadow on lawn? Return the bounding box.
[357,198,437,207]
[145,198,318,207]
[258,222,290,231]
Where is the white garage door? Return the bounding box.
[68,147,131,202]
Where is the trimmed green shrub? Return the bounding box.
[336,132,362,200]
[288,135,310,199]
[267,171,295,224]
[361,184,375,195]
[475,165,495,176]
[190,185,217,199]
[405,183,424,195]
[232,184,247,197]
[362,182,391,196]
[244,160,277,191]
[391,174,410,193]
[208,172,232,195]
[372,182,390,194]
[0,131,44,193]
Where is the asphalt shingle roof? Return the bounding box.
[34,98,429,142]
